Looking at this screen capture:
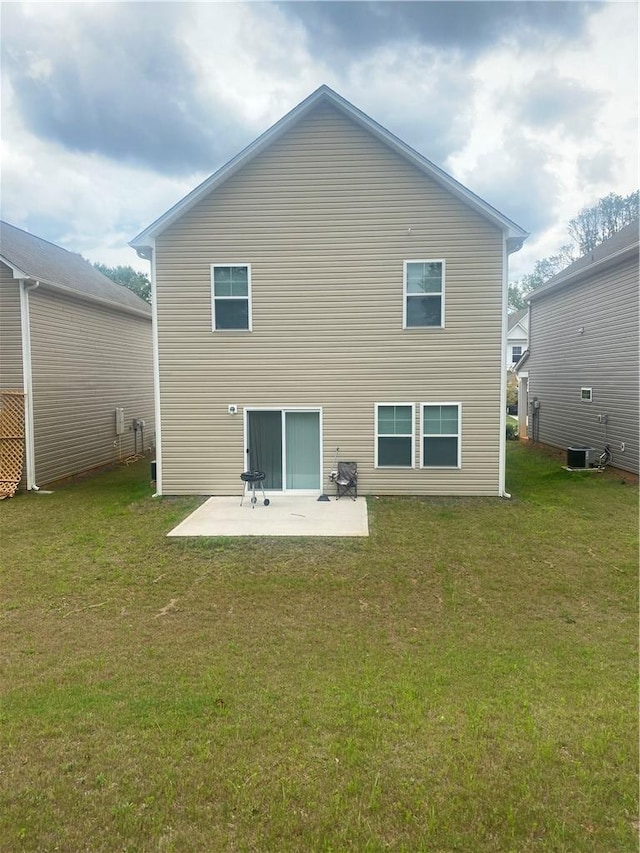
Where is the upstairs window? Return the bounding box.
[511,345,522,363]
[404,260,445,328]
[375,404,414,467]
[422,403,461,468]
[211,265,251,331]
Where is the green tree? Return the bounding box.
[518,244,576,293]
[508,282,526,312]
[568,190,639,254]
[509,189,639,307]
[93,263,151,303]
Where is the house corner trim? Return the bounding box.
[19,280,38,490]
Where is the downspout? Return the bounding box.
[499,236,510,498]
[148,239,163,496]
[19,279,39,491]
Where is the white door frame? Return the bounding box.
[243,406,324,494]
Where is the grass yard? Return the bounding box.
[1,444,638,852]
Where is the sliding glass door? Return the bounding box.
[285,411,320,490]
[247,410,283,489]
[246,409,321,491]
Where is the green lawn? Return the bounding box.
[1,444,638,852]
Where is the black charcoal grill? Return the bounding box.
[240,470,270,507]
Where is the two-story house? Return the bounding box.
[517,219,639,474]
[0,221,154,495]
[130,86,527,497]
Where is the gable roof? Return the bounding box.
[1,221,151,317]
[527,218,640,303]
[130,84,528,258]
[508,308,527,332]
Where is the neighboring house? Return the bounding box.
[0,221,155,494]
[130,85,528,497]
[517,219,639,473]
[507,308,528,368]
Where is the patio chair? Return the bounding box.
[335,461,357,501]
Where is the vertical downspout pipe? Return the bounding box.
[499,235,511,498]
[148,239,163,497]
[19,279,39,490]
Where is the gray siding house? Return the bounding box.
[0,221,155,493]
[131,85,528,497]
[518,220,639,474]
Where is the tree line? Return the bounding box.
[509,190,639,311]
[92,263,151,303]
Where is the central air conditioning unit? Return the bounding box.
[567,446,595,469]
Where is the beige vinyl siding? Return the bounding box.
[527,252,639,474]
[28,287,155,485]
[0,263,24,390]
[155,102,505,495]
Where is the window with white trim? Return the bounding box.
[211,264,251,331]
[421,403,461,468]
[376,404,414,467]
[580,387,592,402]
[404,260,444,328]
[511,345,522,363]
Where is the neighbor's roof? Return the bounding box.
[527,218,640,303]
[508,308,527,331]
[130,84,528,257]
[0,220,151,318]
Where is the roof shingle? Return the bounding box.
[0,221,151,316]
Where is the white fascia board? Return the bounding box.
[0,257,151,320]
[508,320,527,338]
[130,87,332,251]
[40,280,152,319]
[0,254,29,279]
[527,240,640,302]
[130,85,529,253]
[326,91,528,247]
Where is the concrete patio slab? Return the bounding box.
[167,495,369,538]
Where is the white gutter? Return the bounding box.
[130,85,529,254]
[19,280,39,490]
[499,235,511,498]
[526,240,639,302]
[0,255,151,320]
[149,239,163,496]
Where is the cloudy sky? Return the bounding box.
[1,1,637,279]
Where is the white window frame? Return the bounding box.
[580,387,593,402]
[420,402,462,469]
[374,403,415,468]
[211,263,252,332]
[511,345,522,363]
[403,259,445,329]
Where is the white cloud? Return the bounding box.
[448,1,638,277]
[0,0,636,280]
[1,83,198,271]
[180,3,327,128]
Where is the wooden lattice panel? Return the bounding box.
[0,390,25,499]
